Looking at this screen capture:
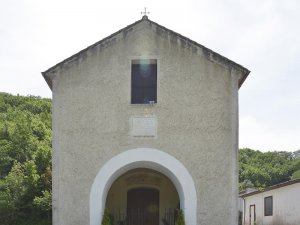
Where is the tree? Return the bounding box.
[291,157,300,179]
[0,93,52,225]
[239,148,298,191]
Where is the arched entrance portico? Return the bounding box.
[90,148,197,225]
[106,168,180,225]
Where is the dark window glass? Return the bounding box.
[264,196,273,216]
[131,59,157,104]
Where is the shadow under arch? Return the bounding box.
[90,148,197,225]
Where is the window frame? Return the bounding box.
[131,59,157,104]
[264,196,273,216]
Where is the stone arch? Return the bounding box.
[90,148,197,225]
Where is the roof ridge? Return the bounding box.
[42,17,144,75]
[42,16,250,89]
[240,178,300,197]
[147,18,250,75]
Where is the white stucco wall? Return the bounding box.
[44,17,247,225]
[243,182,300,225]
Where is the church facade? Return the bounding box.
[43,15,250,225]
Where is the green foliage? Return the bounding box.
[291,157,300,179]
[0,93,52,225]
[175,209,185,225]
[239,148,299,191]
[292,170,300,179]
[101,208,111,225]
[33,190,52,212]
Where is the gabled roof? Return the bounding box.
[42,16,250,90]
[239,178,300,198]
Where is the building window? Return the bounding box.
[131,59,157,104]
[264,196,273,216]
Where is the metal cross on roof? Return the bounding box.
[141,7,150,16]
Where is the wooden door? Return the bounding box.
[127,188,159,225]
[249,204,256,225]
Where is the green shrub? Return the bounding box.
[175,209,185,225]
[292,169,300,179]
[101,208,111,225]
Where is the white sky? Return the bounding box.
[1,0,299,152]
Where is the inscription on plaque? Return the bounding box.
[131,116,157,137]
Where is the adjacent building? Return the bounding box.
[240,179,300,225]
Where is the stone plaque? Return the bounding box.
[131,116,157,137]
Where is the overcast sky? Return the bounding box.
[1,0,299,152]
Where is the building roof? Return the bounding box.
[42,15,250,90]
[240,178,300,198]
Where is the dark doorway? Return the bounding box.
[127,188,159,225]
